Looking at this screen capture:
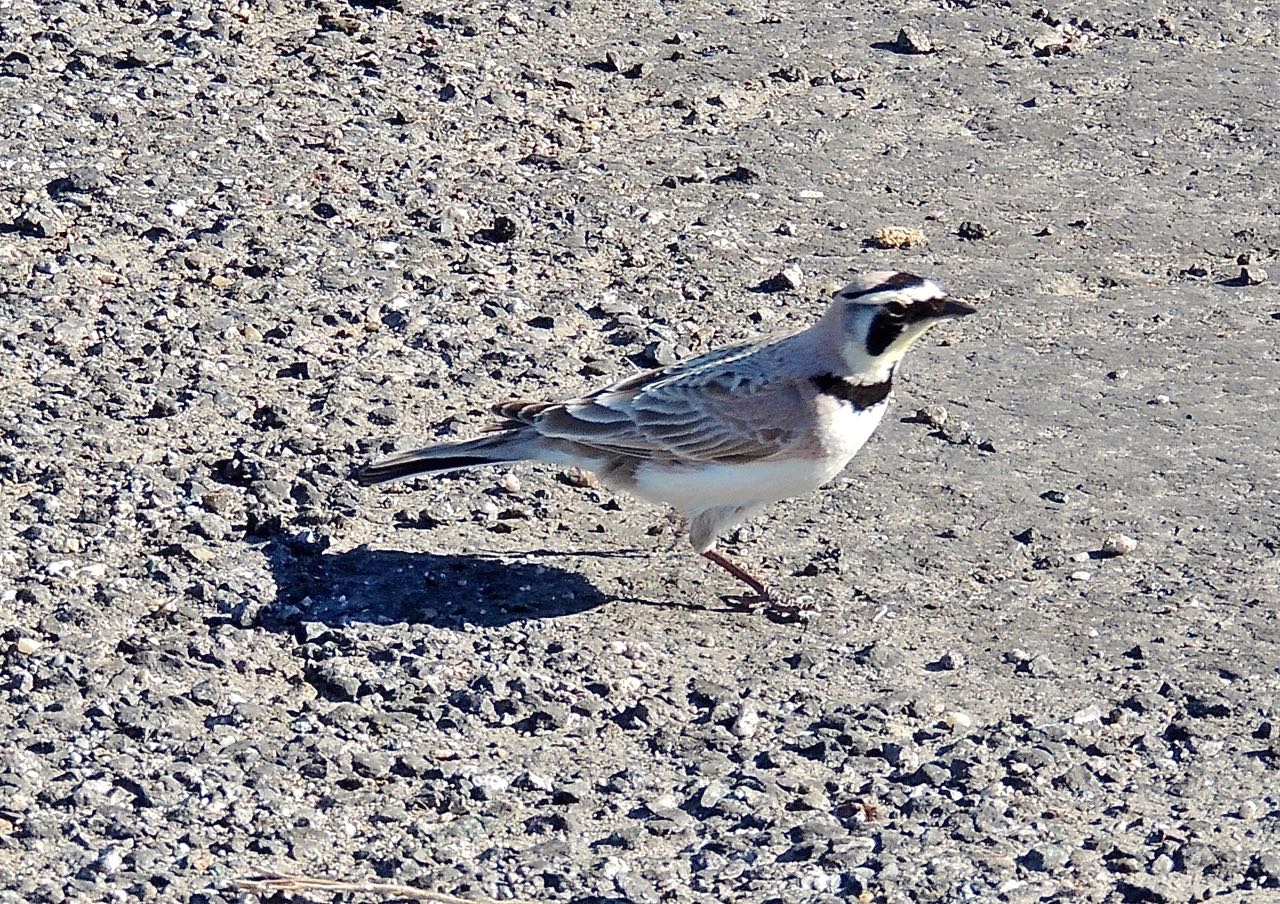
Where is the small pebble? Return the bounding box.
[472,772,509,797]
[1027,654,1058,677]
[1101,533,1138,557]
[499,473,522,494]
[1070,570,1092,582]
[95,848,124,875]
[797,189,825,200]
[1151,394,1172,406]
[699,779,729,809]
[937,650,965,670]
[867,226,926,249]
[943,710,972,729]
[16,637,40,655]
[778,265,804,289]
[731,704,761,739]
[916,404,948,427]
[601,857,629,880]
[1071,704,1103,725]
[894,26,935,54]
[561,467,599,488]
[1240,265,1267,285]
[1023,842,1069,871]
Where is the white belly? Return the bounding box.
[629,400,887,514]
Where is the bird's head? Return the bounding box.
[826,271,976,381]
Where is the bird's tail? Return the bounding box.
[355,430,534,486]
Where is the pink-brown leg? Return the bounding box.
[701,550,816,621]
[702,549,771,598]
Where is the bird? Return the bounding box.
[356,270,976,614]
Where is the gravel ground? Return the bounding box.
[2,0,1278,902]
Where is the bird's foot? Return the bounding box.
[702,549,816,623]
[724,588,819,623]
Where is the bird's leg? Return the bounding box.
[702,549,771,597]
[701,550,818,622]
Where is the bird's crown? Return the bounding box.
[833,271,947,304]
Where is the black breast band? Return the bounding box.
[810,374,893,409]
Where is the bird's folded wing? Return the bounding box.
[496,373,809,463]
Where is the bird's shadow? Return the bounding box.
[260,539,642,631]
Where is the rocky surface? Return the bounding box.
[1,0,1277,902]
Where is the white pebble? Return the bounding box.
[917,404,948,427]
[797,189,825,199]
[1238,799,1261,820]
[1102,533,1138,556]
[731,704,761,739]
[96,848,123,875]
[16,637,40,655]
[699,779,729,808]
[1071,704,1103,725]
[524,771,553,792]
[601,857,630,879]
[1070,570,1092,582]
[499,473,522,494]
[943,710,973,729]
[1069,551,1091,563]
[373,240,400,256]
[1241,265,1267,285]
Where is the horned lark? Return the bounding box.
[357,271,975,613]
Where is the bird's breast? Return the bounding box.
[812,393,890,460]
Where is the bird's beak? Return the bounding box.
[905,297,977,322]
[933,298,977,320]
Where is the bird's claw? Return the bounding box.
[724,589,819,623]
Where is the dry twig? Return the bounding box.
[234,874,537,904]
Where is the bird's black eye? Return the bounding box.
[885,301,908,318]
